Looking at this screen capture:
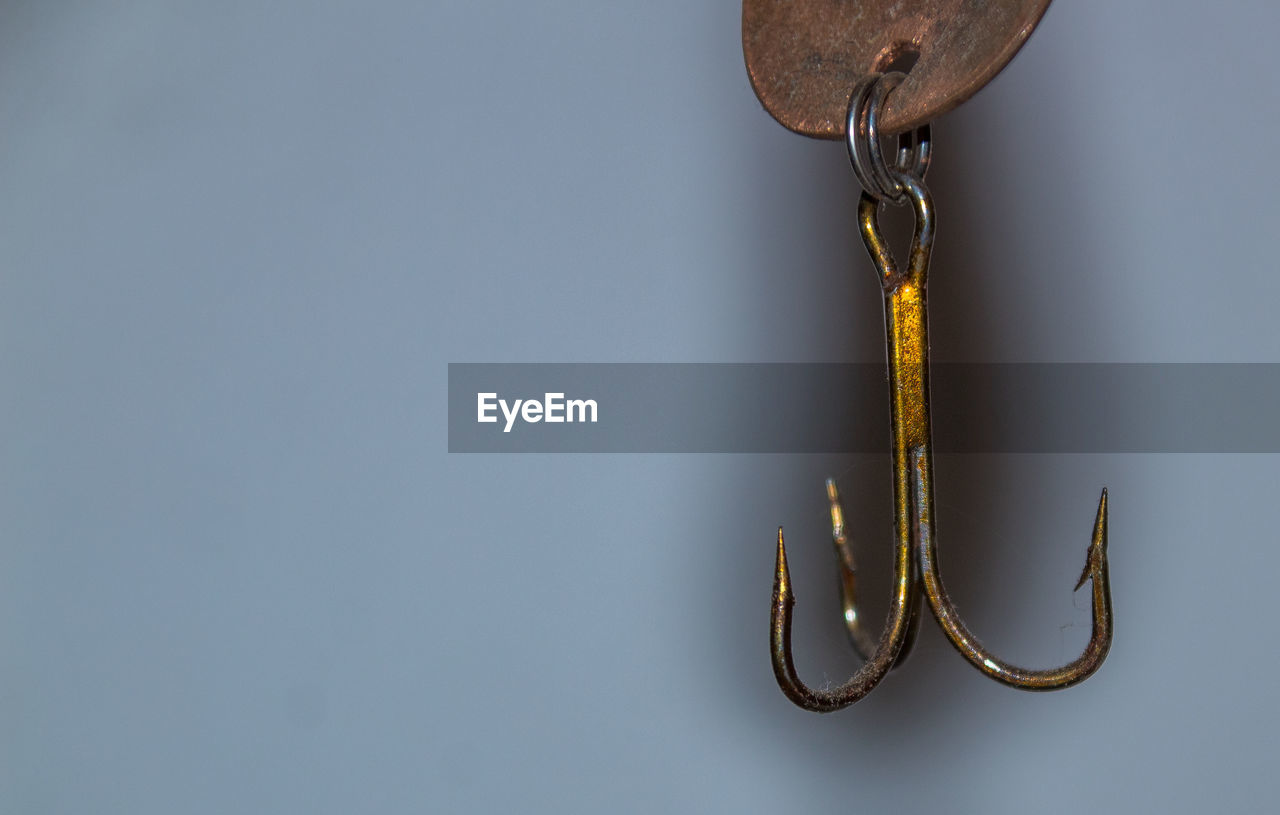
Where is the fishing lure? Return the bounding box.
[743,0,1111,710]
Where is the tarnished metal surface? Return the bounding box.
[770,178,1113,711]
[742,0,1053,137]
[768,74,1112,711]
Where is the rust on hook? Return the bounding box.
[768,71,1112,711]
[771,171,1112,711]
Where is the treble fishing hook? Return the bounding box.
[770,73,1113,711]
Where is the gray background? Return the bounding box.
[1,1,1276,812]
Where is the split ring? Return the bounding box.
[846,72,931,204]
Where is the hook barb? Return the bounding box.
[1075,488,1108,592]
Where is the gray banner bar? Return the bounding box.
[447,363,1280,453]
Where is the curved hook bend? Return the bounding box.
[918,475,1112,690]
[770,520,917,712]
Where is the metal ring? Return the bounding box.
[895,123,931,182]
[855,73,904,200]
[845,74,888,199]
[846,72,931,204]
